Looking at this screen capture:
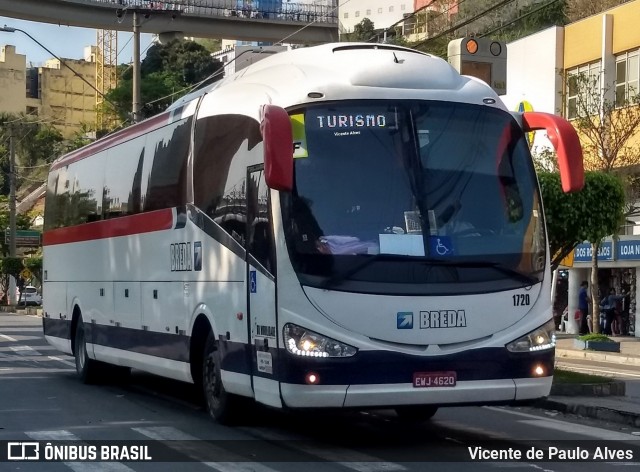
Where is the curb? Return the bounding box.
[536,398,640,427]
[556,348,640,366]
[550,380,625,396]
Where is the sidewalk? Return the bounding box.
[537,334,640,427]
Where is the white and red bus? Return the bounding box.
[43,43,583,423]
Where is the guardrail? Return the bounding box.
[83,0,339,24]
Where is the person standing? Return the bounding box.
[578,281,590,334]
[600,288,626,336]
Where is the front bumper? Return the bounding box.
[280,376,552,408]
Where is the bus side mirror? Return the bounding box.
[261,104,293,192]
[522,111,584,193]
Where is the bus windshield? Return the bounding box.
[281,100,545,295]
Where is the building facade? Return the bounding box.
[338,0,414,33]
[503,1,640,336]
[0,45,28,114]
[0,43,101,138]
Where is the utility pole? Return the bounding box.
[132,10,142,123]
[9,128,16,258]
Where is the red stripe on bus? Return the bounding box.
[43,209,175,246]
[50,112,172,171]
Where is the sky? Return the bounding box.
[0,17,155,66]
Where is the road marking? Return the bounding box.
[10,345,38,355]
[26,430,135,472]
[0,327,43,332]
[133,426,280,472]
[0,334,17,342]
[519,419,640,440]
[49,355,77,367]
[485,406,640,441]
[240,426,408,471]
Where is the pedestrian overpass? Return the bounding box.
[0,0,338,44]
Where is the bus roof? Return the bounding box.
[171,42,503,116]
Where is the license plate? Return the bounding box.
[413,371,457,388]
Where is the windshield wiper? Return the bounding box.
[321,254,414,289]
[321,256,540,289]
[425,259,541,286]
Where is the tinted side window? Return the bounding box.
[45,154,106,229]
[67,153,105,225]
[142,117,192,212]
[44,169,61,230]
[103,138,145,219]
[193,115,262,246]
[248,168,274,274]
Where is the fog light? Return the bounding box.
[305,372,320,384]
[533,365,545,376]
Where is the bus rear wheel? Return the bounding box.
[74,317,100,384]
[202,332,240,425]
[395,405,439,422]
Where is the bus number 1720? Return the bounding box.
[513,294,530,306]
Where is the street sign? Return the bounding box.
[20,268,32,280]
[4,230,41,247]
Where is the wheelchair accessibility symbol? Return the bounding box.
[250,270,257,293]
[429,236,453,256]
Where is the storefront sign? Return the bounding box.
[573,241,614,262]
[617,240,640,260]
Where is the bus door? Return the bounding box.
[246,166,281,408]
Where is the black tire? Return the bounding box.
[202,332,241,424]
[395,405,439,422]
[74,318,100,384]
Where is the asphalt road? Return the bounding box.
[2,312,640,471]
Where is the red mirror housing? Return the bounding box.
[261,104,293,192]
[522,111,584,193]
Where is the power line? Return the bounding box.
[479,0,563,38]
[413,0,519,48]
[0,26,126,117]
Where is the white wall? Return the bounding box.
[339,0,413,33]
[501,26,565,153]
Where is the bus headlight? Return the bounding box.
[506,320,556,353]
[284,323,357,358]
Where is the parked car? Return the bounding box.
[19,286,42,306]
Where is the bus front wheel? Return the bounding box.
[202,332,239,424]
[395,405,439,422]
[74,318,100,384]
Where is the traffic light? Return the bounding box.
[448,37,507,95]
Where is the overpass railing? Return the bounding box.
[83,0,339,24]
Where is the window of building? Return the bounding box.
[378,8,382,13]
[355,10,360,17]
[566,61,601,119]
[616,50,639,107]
[389,6,394,12]
[343,12,348,18]
[366,9,371,15]
[401,4,406,10]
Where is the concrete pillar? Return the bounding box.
[567,268,588,334]
[635,267,640,337]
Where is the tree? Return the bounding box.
[565,0,628,22]
[0,257,23,305]
[560,62,640,331]
[0,113,66,195]
[351,18,376,42]
[105,39,223,122]
[539,171,625,332]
